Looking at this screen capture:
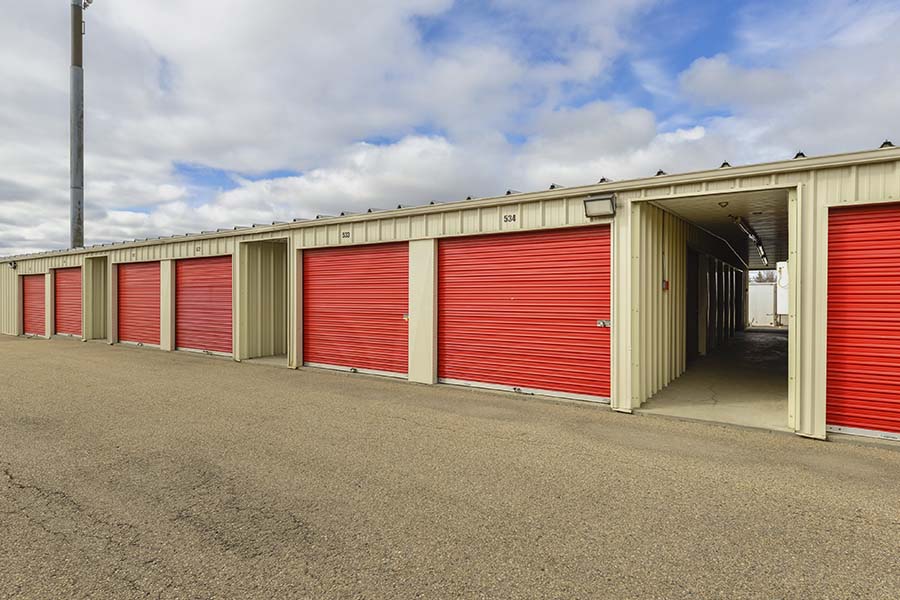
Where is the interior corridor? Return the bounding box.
[638,330,788,431]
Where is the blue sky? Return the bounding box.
[1,0,899,255]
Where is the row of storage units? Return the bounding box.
[6,146,900,441]
[17,227,612,402]
[21,257,234,353]
[21,267,83,337]
[118,257,234,352]
[12,208,900,438]
[302,227,611,400]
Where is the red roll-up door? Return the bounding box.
[22,275,45,337]
[827,203,900,436]
[303,242,408,375]
[54,267,82,336]
[176,255,233,354]
[439,226,611,400]
[118,262,160,346]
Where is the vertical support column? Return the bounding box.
[789,183,825,439]
[82,260,91,340]
[14,275,23,336]
[408,239,437,384]
[45,270,55,338]
[159,259,175,351]
[613,198,636,412]
[231,245,241,361]
[236,244,246,360]
[697,253,708,356]
[288,241,302,369]
[726,266,733,338]
[811,183,828,439]
[108,262,118,344]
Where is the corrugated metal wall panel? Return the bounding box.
[22,275,45,336]
[0,268,16,335]
[241,242,287,359]
[84,258,107,340]
[175,256,233,354]
[827,204,900,434]
[54,267,82,336]
[303,242,408,374]
[438,227,611,399]
[118,262,160,345]
[632,203,745,406]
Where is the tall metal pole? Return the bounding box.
[70,0,84,248]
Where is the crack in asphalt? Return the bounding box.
[1,458,318,597]
[1,461,160,597]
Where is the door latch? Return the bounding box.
[596,320,612,328]
[403,313,409,321]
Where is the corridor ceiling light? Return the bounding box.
[733,216,759,243]
[757,242,769,266]
[583,193,617,218]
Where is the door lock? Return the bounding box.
[596,320,611,328]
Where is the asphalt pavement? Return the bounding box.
[1,335,898,599]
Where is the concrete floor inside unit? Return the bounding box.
[639,329,789,431]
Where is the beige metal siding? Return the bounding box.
[629,203,742,405]
[83,257,108,340]
[0,267,16,335]
[240,241,288,359]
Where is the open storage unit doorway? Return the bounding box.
[239,239,289,366]
[633,188,796,432]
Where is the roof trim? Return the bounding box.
[3,145,899,263]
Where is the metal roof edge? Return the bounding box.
[3,145,899,264]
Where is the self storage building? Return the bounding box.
[2,145,899,442]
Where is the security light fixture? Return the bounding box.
[598,177,612,183]
[720,161,731,168]
[794,151,806,159]
[881,140,895,148]
[506,189,521,196]
[7,261,16,270]
[583,193,617,218]
[549,183,564,190]
[655,169,667,176]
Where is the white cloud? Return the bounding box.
[679,55,794,110]
[1,0,899,256]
